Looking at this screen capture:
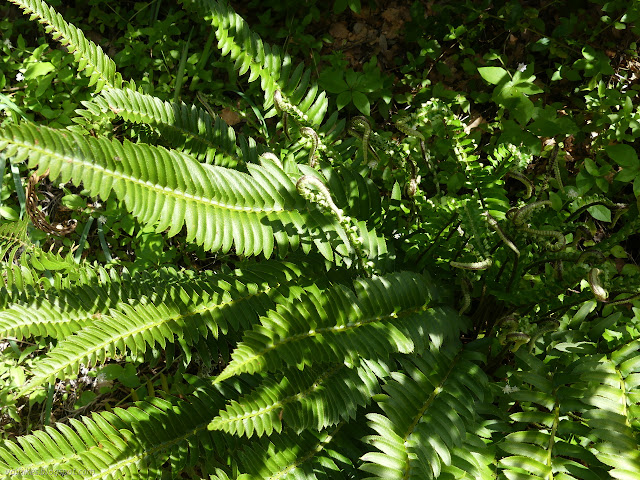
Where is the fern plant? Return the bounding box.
[1,1,640,479]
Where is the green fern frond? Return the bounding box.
[234,425,351,479]
[7,0,122,91]
[440,433,495,480]
[0,124,358,260]
[209,360,380,437]
[496,350,612,480]
[215,272,464,383]
[361,348,488,480]
[86,88,256,167]
[0,219,82,297]
[20,262,308,392]
[0,379,245,479]
[577,341,640,478]
[188,0,328,126]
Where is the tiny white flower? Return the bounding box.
[15,72,24,82]
[503,383,519,394]
[3,38,12,49]
[517,63,527,73]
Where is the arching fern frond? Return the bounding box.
[19,262,310,393]
[361,348,488,480]
[577,340,640,479]
[209,360,381,438]
[186,0,328,127]
[0,379,247,479]
[0,124,356,260]
[234,425,351,479]
[0,218,82,298]
[7,0,122,91]
[215,272,466,383]
[84,88,258,167]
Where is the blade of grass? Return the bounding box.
[173,27,194,102]
[74,216,95,263]
[97,216,113,262]
[10,163,26,219]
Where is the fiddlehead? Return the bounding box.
[296,175,373,275]
[348,116,378,167]
[505,332,531,352]
[450,257,493,271]
[587,267,608,302]
[506,171,533,199]
[528,320,560,352]
[510,200,552,227]
[519,227,566,252]
[484,211,519,256]
[300,127,319,168]
[458,276,471,315]
[395,114,440,195]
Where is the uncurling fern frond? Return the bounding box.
[0,124,358,260]
[84,88,258,167]
[361,347,489,480]
[20,262,309,393]
[7,0,122,91]
[215,272,467,383]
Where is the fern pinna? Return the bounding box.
[2,0,640,479]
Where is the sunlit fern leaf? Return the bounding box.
[496,350,612,480]
[0,379,247,479]
[209,360,380,438]
[188,0,328,126]
[214,272,465,383]
[576,341,640,479]
[361,347,488,480]
[439,432,496,480]
[7,0,122,91]
[235,425,351,480]
[20,262,310,393]
[87,88,256,167]
[0,124,355,261]
[0,218,82,296]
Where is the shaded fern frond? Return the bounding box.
[209,360,381,437]
[0,379,246,479]
[361,348,488,480]
[234,425,351,479]
[7,0,122,91]
[20,262,309,392]
[85,88,257,167]
[496,350,611,480]
[577,341,640,479]
[216,272,466,383]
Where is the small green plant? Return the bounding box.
[319,56,392,116]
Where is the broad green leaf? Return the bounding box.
[24,62,55,79]
[352,91,371,116]
[588,205,611,222]
[478,66,509,85]
[605,144,639,168]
